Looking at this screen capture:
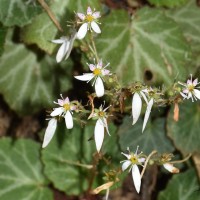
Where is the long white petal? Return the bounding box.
[56,41,69,63]
[42,118,57,148]
[102,117,110,136]
[65,111,73,129]
[51,38,66,44]
[122,160,132,171]
[132,165,141,193]
[50,107,64,117]
[65,32,77,60]
[142,98,154,132]
[74,73,94,81]
[94,119,104,152]
[132,93,142,125]
[194,89,200,100]
[77,23,88,40]
[95,77,104,97]
[91,21,101,34]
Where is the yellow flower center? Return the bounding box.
[130,155,138,164]
[85,15,94,22]
[63,103,70,111]
[98,111,105,117]
[188,85,194,92]
[93,68,101,76]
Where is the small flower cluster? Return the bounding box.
[52,7,101,63]
[43,6,198,197]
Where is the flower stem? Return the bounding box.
[37,0,63,32]
[168,154,191,164]
[141,150,157,178]
[60,159,93,169]
[90,33,99,62]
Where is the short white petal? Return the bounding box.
[95,77,104,97]
[122,160,132,171]
[194,89,200,100]
[42,119,57,148]
[94,119,105,152]
[132,165,141,193]
[50,107,64,117]
[163,163,179,174]
[74,73,94,81]
[77,23,88,40]
[56,42,69,63]
[65,111,73,129]
[91,21,101,34]
[77,13,85,20]
[132,93,142,125]
[142,98,154,132]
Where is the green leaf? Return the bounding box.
[166,0,200,54]
[119,117,174,154]
[158,169,199,200]
[148,0,189,8]
[0,0,44,27]
[167,101,200,154]
[0,25,7,56]
[21,0,100,54]
[97,8,191,85]
[42,121,120,195]
[0,30,72,114]
[0,138,53,200]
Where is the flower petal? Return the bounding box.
[56,41,69,63]
[65,111,73,129]
[91,21,101,34]
[94,119,105,152]
[95,77,104,97]
[102,117,110,136]
[122,160,132,171]
[89,64,96,71]
[194,89,200,100]
[92,11,101,19]
[42,118,57,148]
[142,98,154,132]
[180,92,187,98]
[132,93,142,125]
[51,37,66,44]
[65,32,77,60]
[74,73,94,81]
[77,13,85,20]
[77,23,88,40]
[87,6,92,15]
[193,78,198,86]
[163,163,179,174]
[50,107,64,117]
[132,165,141,193]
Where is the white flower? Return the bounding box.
[121,146,145,193]
[51,32,77,63]
[74,59,111,97]
[163,163,179,174]
[50,95,76,129]
[91,105,110,152]
[77,6,101,39]
[178,74,200,102]
[42,118,57,148]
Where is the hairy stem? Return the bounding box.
[37,0,63,32]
